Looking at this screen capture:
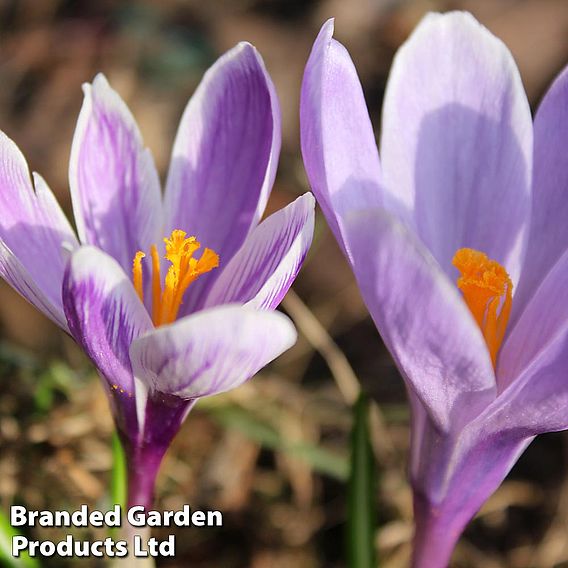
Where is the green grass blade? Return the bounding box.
[0,508,40,568]
[111,431,127,513]
[347,394,377,568]
[206,404,349,480]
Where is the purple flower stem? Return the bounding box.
[411,494,463,568]
[123,392,196,510]
[125,445,167,511]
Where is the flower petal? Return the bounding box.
[130,305,296,399]
[0,240,67,329]
[412,245,568,562]
[344,208,496,432]
[0,131,78,328]
[204,193,315,310]
[300,19,382,260]
[164,43,281,314]
[514,66,568,313]
[63,246,153,436]
[493,248,568,431]
[69,74,162,274]
[381,11,532,285]
[492,341,568,436]
[411,419,532,567]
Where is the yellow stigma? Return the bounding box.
[452,248,513,368]
[132,251,145,300]
[132,229,219,326]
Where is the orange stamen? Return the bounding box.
[131,230,219,327]
[452,248,513,368]
[150,244,162,325]
[132,251,145,302]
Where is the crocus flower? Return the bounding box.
[0,43,315,509]
[301,12,568,566]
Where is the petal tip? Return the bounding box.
[300,191,316,209]
[226,40,264,69]
[313,17,336,53]
[246,305,298,350]
[82,72,111,99]
[92,72,110,88]
[321,17,335,35]
[412,10,498,46]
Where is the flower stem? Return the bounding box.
[113,393,194,566]
[126,443,167,510]
[411,496,462,568]
[123,392,194,510]
[111,441,166,568]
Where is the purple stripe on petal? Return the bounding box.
[300,19,382,261]
[63,246,153,437]
[164,43,281,315]
[381,12,532,286]
[344,208,496,433]
[204,193,315,310]
[130,305,296,400]
[69,74,162,274]
[0,132,78,327]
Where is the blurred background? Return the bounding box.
[0,0,567,566]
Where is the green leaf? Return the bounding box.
[0,508,40,568]
[347,394,377,568]
[206,404,349,480]
[110,430,127,537]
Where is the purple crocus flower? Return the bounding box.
[301,13,568,566]
[0,43,314,509]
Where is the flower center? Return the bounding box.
[132,230,219,326]
[452,248,512,368]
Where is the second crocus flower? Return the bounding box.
[301,12,568,567]
[0,43,314,510]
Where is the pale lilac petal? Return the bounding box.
[164,43,280,314]
[485,248,568,431]
[130,305,296,399]
[514,66,568,314]
[500,248,568,391]
[69,74,162,274]
[381,11,532,286]
[411,419,531,567]
[300,19,381,260]
[413,243,568,561]
[0,132,78,328]
[0,240,68,329]
[344,208,495,432]
[491,341,568,436]
[63,246,153,435]
[204,193,315,310]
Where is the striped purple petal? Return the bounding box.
[69,74,162,275]
[204,193,315,310]
[63,246,153,437]
[164,42,281,314]
[129,304,296,400]
[0,131,78,329]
